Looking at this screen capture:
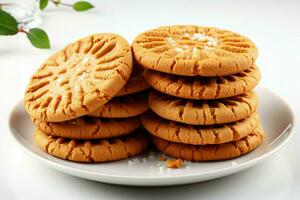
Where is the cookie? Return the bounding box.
[149,90,258,125]
[24,33,132,122]
[133,25,258,77]
[35,129,149,163]
[142,111,259,145]
[89,91,149,118]
[33,116,141,139]
[116,66,150,96]
[144,65,260,100]
[152,125,264,161]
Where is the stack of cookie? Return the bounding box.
[133,25,265,161]
[24,33,149,163]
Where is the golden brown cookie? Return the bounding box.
[89,91,149,118]
[133,25,258,77]
[152,125,264,161]
[33,116,141,139]
[142,111,259,145]
[35,129,149,163]
[149,90,258,125]
[24,33,132,122]
[144,65,260,100]
[116,66,150,96]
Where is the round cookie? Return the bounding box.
[25,33,133,122]
[144,65,260,100]
[33,116,141,139]
[142,111,259,145]
[116,66,150,96]
[133,25,258,77]
[89,91,149,118]
[152,125,264,161]
[149,90,258,125]
[35,129,149,163]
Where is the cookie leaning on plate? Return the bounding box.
[35,129,149,163]
[152,125,264,161]
[24,33,133,122]
[142,111,259,145]
[133,25,258,76]
[144,65,260,100]
[149,90,259,125]
[33,116,141,139]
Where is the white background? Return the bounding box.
[0,0,299,199]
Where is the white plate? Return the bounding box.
[9,87,294,186]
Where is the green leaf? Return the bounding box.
[0,10,18,35]
[73,1,94,12]
[39,0,49,10]
[26,28,50,49]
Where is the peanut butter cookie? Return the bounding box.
[25,33,132,122]
[142,111,259,145]
[133,25,258,76]
[144,65,260,100]
[152,125,264,161]
[149,90,258,125]
[33,116,141,139]
[35,129,149,163]
[116,65,150,96]
[89,91,149,118]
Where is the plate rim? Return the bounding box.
[8,87,295,185]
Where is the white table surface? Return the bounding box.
[1,0,299,199]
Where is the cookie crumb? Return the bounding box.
[165,159,183,169]
[159,155,167,161]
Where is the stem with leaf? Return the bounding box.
[0,10,50,49]
[40,0,94,11]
